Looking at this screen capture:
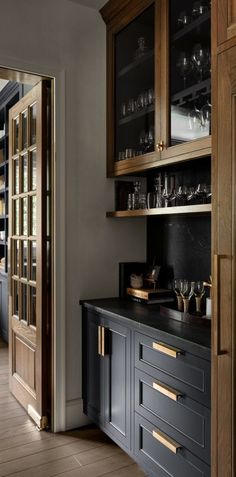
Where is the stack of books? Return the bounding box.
[126,287,174,305]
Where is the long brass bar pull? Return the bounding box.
[152,429,182,454]
[213,254,231,356]
[152,341,182,358]
[101,326,105,357]
[98,325,102,356]
[153,381,183,401]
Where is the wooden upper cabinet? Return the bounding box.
[101,0,212,177]
[216,0,236,45]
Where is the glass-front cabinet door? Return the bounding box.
[107,2,160,176]
[169,0,211,147]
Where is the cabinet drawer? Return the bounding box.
[134,332,211,408]
[135,368,210,463]
[134,413,210,477]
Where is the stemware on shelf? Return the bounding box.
[134,37,148,60]
[173,279,183,311]
[147,174,162,209]
[179,280,195,313]
[132,181,142,210]
[191,43,210,82]
[188,105,202,132]
[176,52,193,89]
[192,0,209,18]
[193,280,205,312]
[177,10,191,28]
[200,100,212,132]
[162,173,175,207]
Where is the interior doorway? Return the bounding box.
[0,68,54,430]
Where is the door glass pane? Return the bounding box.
[22,283,27,322]
[30,240,36,281]
[13,280,19,317]
[30,196,36,236]
[170,1,211,146]
[22,154,28,192]
[14,158,19,195]
[14,199,19,236]
[22,240,28,279]
[30,103,36,145]
[13,239,19,276]
[13,117,19,155]
[30,150,36,191]
[22,197,28,236]
[22,110,28,150]
[115,5,155,162]
[29,286,36,327]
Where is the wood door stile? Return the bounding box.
[8,81,51,428]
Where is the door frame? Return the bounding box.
[0,56,66,432]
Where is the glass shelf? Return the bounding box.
[118,50,154,78]
[171,11,210,42]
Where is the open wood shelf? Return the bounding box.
[106,203,212,218]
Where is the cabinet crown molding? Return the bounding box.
[100,0,136,24]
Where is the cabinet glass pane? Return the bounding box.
[170,1,211,145]
[14,199,19,236]
[30,196,36,236]
[30,103,36,146]
[21,283,27,322]
[30,150,36,191]
[22,197,28,236]
[13,117,19,155]
[30,240,36,282]
[22,110,28,150]
[22,154,28,192]
[29,286,36,327]
[22,240,28,279]
[115,5,155,162]
[13,158,19,195]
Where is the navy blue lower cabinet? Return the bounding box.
[134,413,210,477]
[82,308,131,450]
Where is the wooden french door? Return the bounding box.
[8,81,51,429]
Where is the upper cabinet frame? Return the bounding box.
[101,0,212,178]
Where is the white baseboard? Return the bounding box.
[66,398,90,430]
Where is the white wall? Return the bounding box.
[0,0,146,429]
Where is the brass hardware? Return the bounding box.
[213,254,231,357]
[152,429,181,454]
[156,140,165,152]
[101,326,105,357]
[152,341,182,358]
[153,381,183,401]
[98,325,102,356]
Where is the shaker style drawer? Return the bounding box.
[134,413,210,477]
[134,332,211,408]
[135,369,210,463]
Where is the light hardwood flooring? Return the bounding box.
[0,338,146,477]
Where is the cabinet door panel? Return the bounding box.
[83,310,103,425]
[217,0,236,45]
[104,319,131,449]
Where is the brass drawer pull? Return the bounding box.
[152,429,182,454]
[101,326,105,357]
[153,381,183,401]
[98,325,102,356]
[152,341,182,358]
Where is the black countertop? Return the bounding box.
[81,297,211,352]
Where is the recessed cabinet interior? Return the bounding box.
[102,0,211,177]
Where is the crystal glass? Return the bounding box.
[177,10,191,28]
[176,52,193,89]
[188,106,202,132]
[201,100,212,132]
[134,37,148,60]
[191,44,210,82]
[193,280,205,312]
[173,279,183,311]
[192,0,209,18]
[195,183,208,203]
[132,181,141,210]
[148,88,154,105]
[180,280,194,313]
[162,173,175,207]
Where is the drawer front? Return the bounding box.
[135,332,211,408]
[134,413,210,477]
[135,368,210,463]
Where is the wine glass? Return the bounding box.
[192,0,209,18]
[201,100,212,132]
[193,281,205,313]
[177,10,191,28]
[173,279,183,311]
[195,183,208,203]
[177,52,193,89]
[134,37,148,60]
[162,173,175,207]
[191,44,209,82]
[148,88,155,105]
[179,280,194,313]
[188,106,202,132]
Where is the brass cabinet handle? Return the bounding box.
[152,429,182,454]
[152,341,182,358]
[153,381,183,401]
[156,140,165,152]
[213,254,232,356]
[98,325,102,356]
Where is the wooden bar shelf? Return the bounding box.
[171,11,210,43]
[106,203,212,218]
[119,105,154,126]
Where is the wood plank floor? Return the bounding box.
[0,338,147,477]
